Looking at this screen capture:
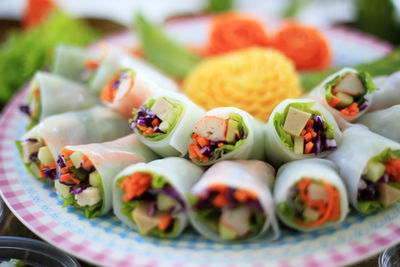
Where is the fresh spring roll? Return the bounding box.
[19,71,100,130]
[89,50,178,95]
[54,134,158,218]
[309,68,379,128]
[264,99,341,167]
[328,126,400,214]
[129,91,205,157]
[274,159,349,232]
[369,71,400,111]
[113,158,204,238]
[188,160,280,242]
[16,107,131,182]
[52,45,102,83]
[99,68,170,118]
[356,105,400,143]
[188,107,264,166]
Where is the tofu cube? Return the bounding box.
[283,107,311,136]
[193,116,228,141]
[378,183,400,207]
[294,136,305,154]
[150,98,173,121]
[75,187,101,207]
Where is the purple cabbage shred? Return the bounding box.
[19,105,30,116]
[25,138,38,143]
[147,202,157,217]
[29,152,38,161]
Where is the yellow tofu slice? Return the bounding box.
[150,98,173,121]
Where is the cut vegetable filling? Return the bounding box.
[324,71,378,116]
[274,102,337,155]
[129,97,183,141]
[357,148,400,214]
[278,178,341,227]
[117,172,184,237]
[188,113,248,163]
[17,137,57,180]
[55,148,104,218]
[189,185,266,240]
[100,69,136,103]
[19,79,41,130]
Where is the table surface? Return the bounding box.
[0,17,385,267]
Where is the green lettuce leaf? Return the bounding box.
[369,148,400,163]
[358,200,383,214]
[277,202,296,221]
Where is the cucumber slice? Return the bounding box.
[226,119,239,144]
[219,223,237,240]
[165,107,179,125]
[157,194,178,211]
[38,146,54,166]
[159,121,170,132]
[55,180,71,198]
[334,92,354,109]
[70,151,84,169]
[29,162,40,177]
[89,171,99,187]
[366,161,386,182]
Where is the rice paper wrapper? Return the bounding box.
[113,157,204,237]
[192,107,265,166]
[189,160,280,242]
[52,45,100,83]
[274,159,349,232]
[264,98,341,167]
[327,125,400,211]
[369,71,400,111]
[104,72,167,118]
[356,105,400,143]
[89,50,178,95]
[136,91,205,157]
[19,107,131,163]
[309,68,372,129]
[34,72,100,121]
[64,134,158,216]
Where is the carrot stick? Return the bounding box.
[213,193,228,207]
[152,118,160,127]
[304,132,312,142]
[61,148,74,158]
[84,59,100,70]
[197,136,210,148]
[48,161,57,169]
[158,213,172,231]
[65,160,74,168]
[188,144,199,159]
[329,97,340,108]
[82,155,93,167]
[304,142,314,154]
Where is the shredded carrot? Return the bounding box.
[61,148,74,158]
[271,22,331,71]
[60,174,72,183]
[304,132,312,143]
[120,172,152,202]
[70,176,81,184]
[305,119,314,129]
[300,129,307,136]
[23,0,56,29]
[329,97,340,108]
[82,155,93,167]
[84,59,100,70]
[60,167,69,174]
[188,144,199,159]
[385,159,400,182]
[207,12,269,55]
[304,142,314,154]
[130,47,144,58]
[209,184,228,193]
[48,161,57,169]
[39,170,45,178]
[143,128,155,135]
[158,213,172,231]
[213,193,228,207]
[218,143,224,148]
[40,163,47,169]
[234,189,257,203]
[191,134,199,145]
[340,102,359,116]
[100,77,118,103]
[197,136,210,148]
[152,118,160,127]
[65,160,74,168]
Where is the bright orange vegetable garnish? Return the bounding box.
[120,172,152,202]
[65,160,74,168]
[295,178,340,227]
[340,102,359,117]
[207,12,269,55]
[188,134,211,162]
[329,97,341,108]
[304,142,314,154]
[233,189,257,203]
[151,118,160,127]
[304,132,312,143]
[48,161,57,169]
[271,22,331,71]
[100,76,118,103]
[82,155,93,168]
[158,213,172,231]
[39,170,45,179]
[61,148,74,158]
[23,0,56,29]
[385,159,400,182]
[197,137,210,148]
[84,59,100,70]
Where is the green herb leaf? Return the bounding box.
[207,0,233,13]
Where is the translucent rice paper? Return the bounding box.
[356,105,400,143]
[20,107,131,165]
[188,160,280,242]
[89,50,178,95]
[309,68,373,129]
[274,159,349,232]
[369,71,400,111]
[191,107,265,166]
[113,157,204,237]
[52,45,100,83]
[328,125,400,212]
[264,99,341,167]
[64,134,158,216]
[35,72,100,121]
[135,91,205,157]
[103,72,168,118]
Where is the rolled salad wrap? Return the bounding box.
[19,71,100,130]
[356,105,400,143]
[99,68,169,118]
[188,160,280,242]
[274,159,349,232]
[188,107,264,166]
[52,45,102,83]
[369,71,400,111]
[16,107,131,181]
[129,91,205,157]
[264,99,341,166]
[309,68,379,127]
[55,134,158,218]
[113,157,204,238]
[89,51,178,95]
[328,126,400,214]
